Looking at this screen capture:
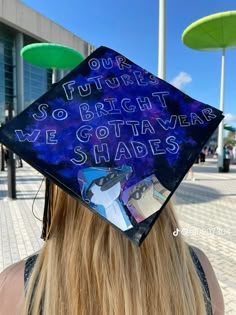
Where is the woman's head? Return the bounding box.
[42,182,179,256]
[24,182,208,315]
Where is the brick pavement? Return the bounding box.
[175,159,236,315]
[0,158,235,313]
[0,163,44,269]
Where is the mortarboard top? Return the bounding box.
[0,46,224,245]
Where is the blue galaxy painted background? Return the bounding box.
[0,46,223,244]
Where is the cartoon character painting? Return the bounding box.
[126,175,170,220]
[78,165,134,231]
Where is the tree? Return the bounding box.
[224,136,236,145]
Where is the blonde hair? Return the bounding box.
[24,183,208,315]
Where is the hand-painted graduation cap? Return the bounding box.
[0,46,224,245]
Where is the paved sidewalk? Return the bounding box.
[0,164,44,268]
[0,158,235,313]
[175,159,236,315]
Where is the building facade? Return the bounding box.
[0,0,95,123]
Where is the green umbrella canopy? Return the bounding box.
[182,11,236,51]
[21,43,84,69]
[224,124,236,132]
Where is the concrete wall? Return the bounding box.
[0,0,93,57]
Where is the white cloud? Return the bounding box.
[170,72,192,90]
[224,113,236,124]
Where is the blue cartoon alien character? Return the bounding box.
[77,165,134,231]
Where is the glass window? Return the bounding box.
[23,35,52,109]
[0,23,14,123]
[23,61,51,108]
[0,24,52,121]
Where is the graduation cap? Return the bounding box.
[0,46,224,245]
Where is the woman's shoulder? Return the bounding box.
[191,246,225,315]
[0,260,26,315]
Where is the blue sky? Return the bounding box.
[21,0,236,126]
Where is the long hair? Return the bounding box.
[23,183,208,315]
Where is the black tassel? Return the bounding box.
[41,178,51,240]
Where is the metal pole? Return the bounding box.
[6,104,16,199]
[52,68,57,84]
[0,122,5,171]
[217,48,225,171]
[7,149,16,199]
[158,0,166,80]
[1,143,5,171]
